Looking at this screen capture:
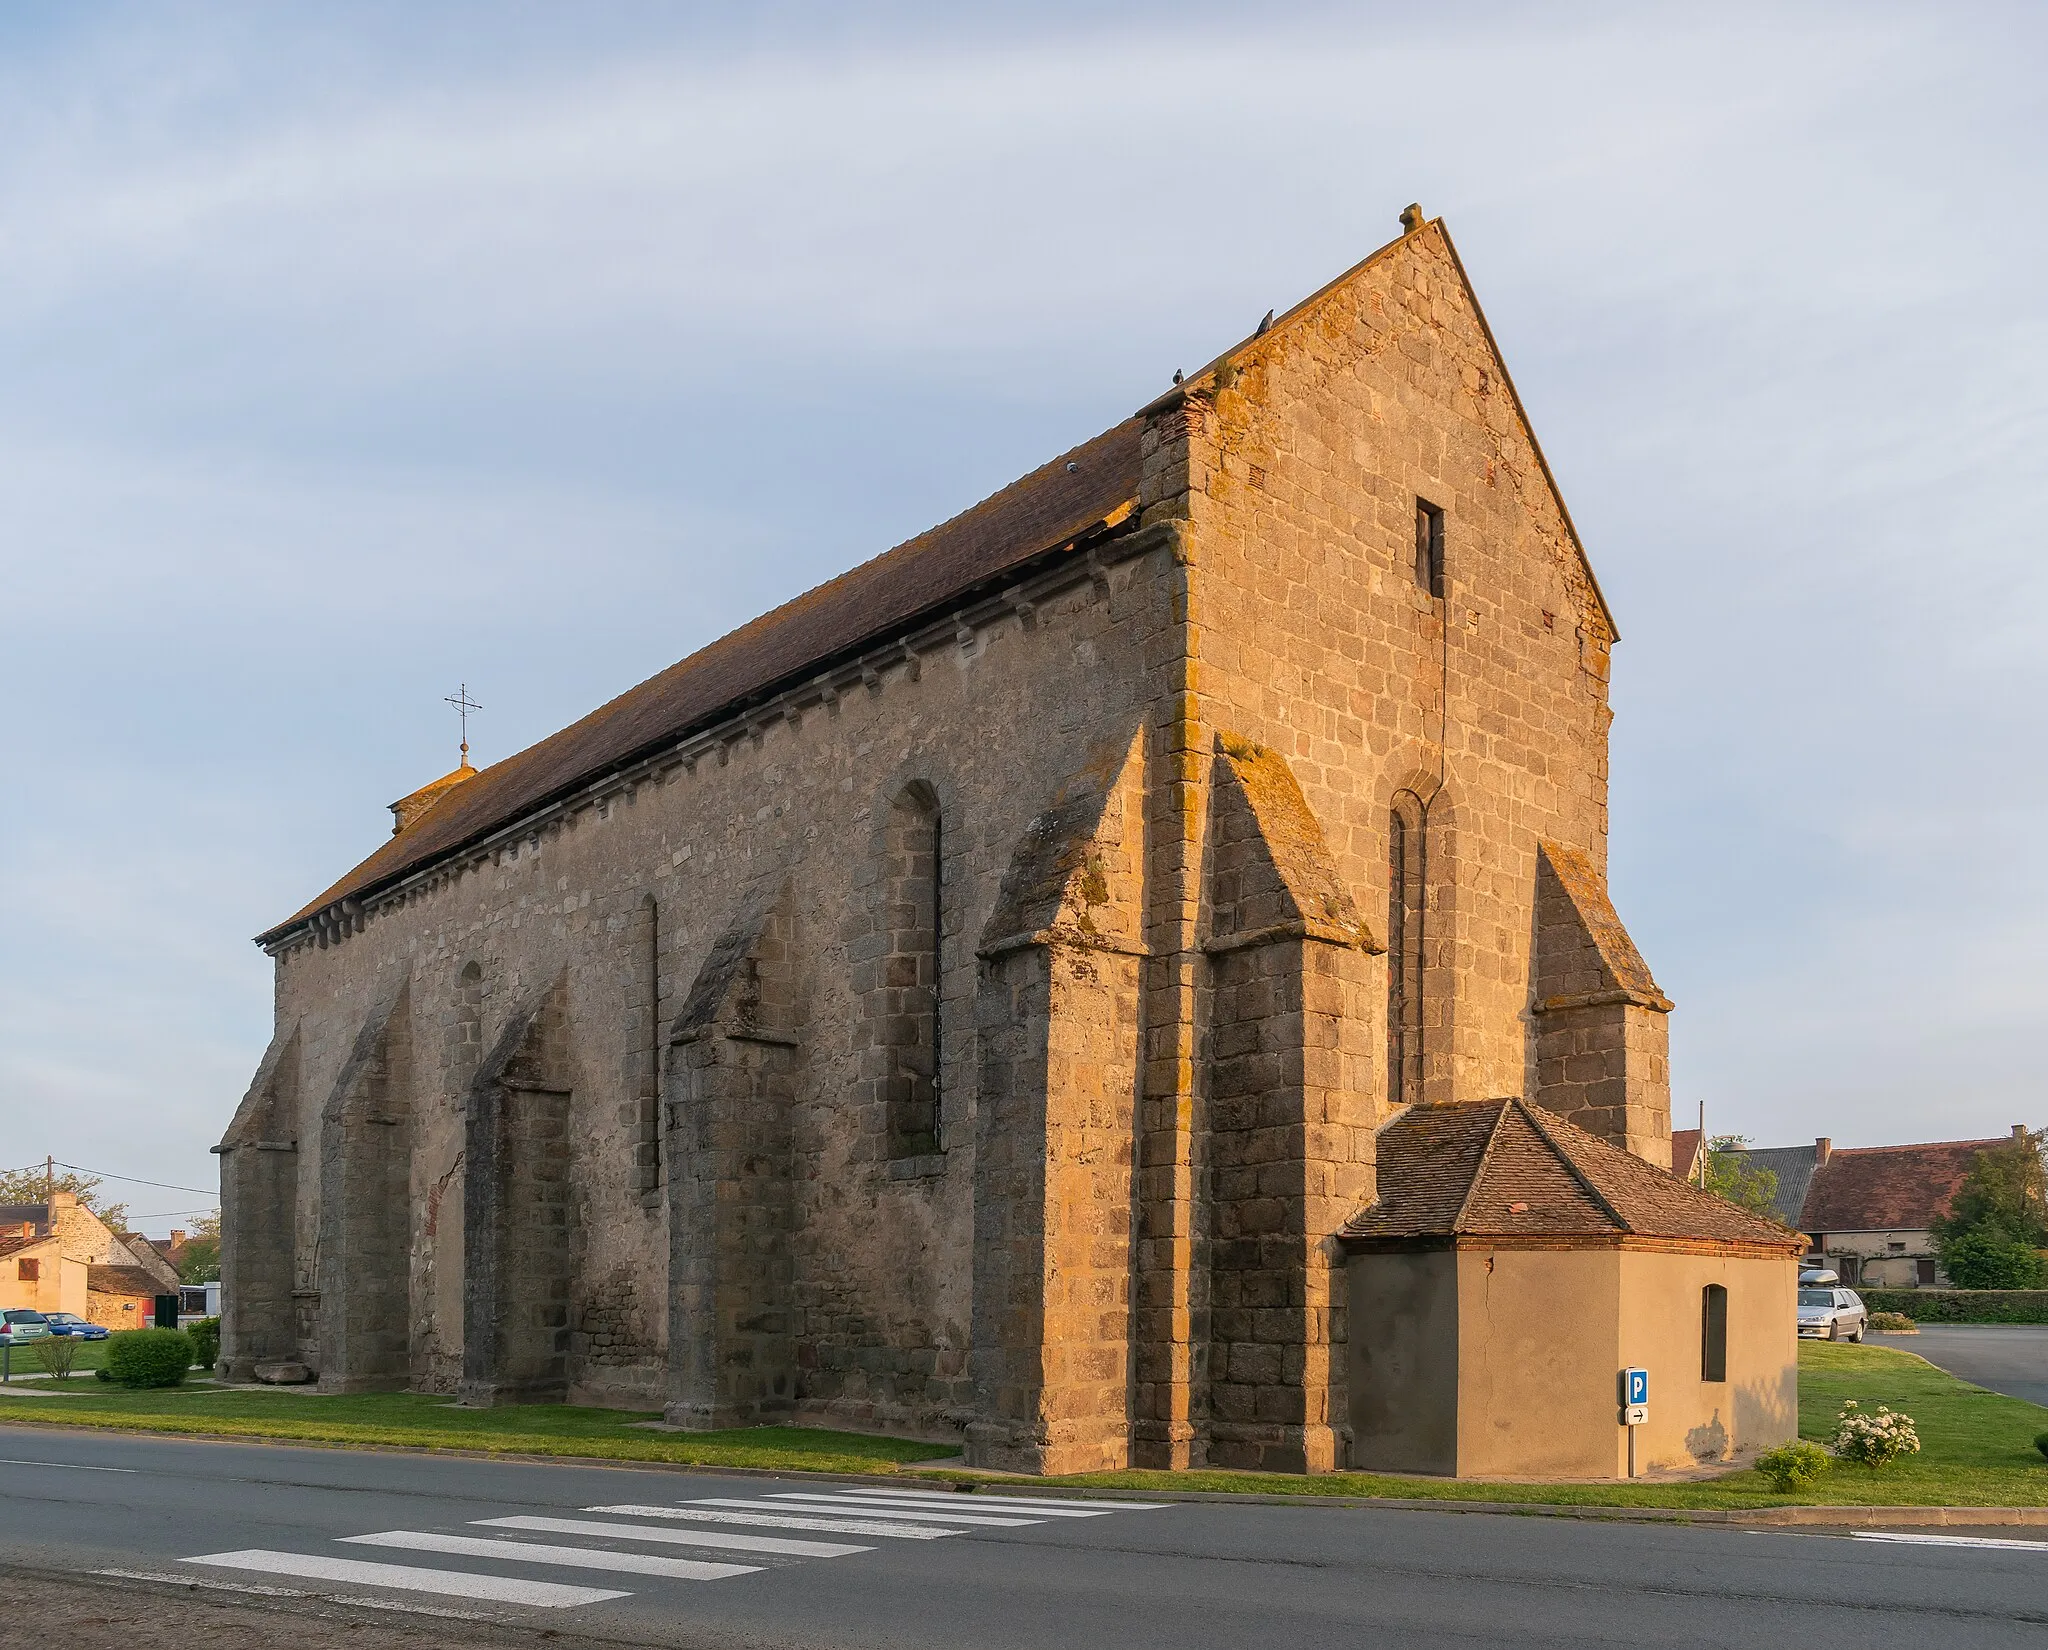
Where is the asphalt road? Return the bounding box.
[5,1426,2048,1648]
[1874,1324,2048,1408]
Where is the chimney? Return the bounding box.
[50,1190,77,1210]
[169,1229,185,1247]
[1814,1137,1831,1166]
[2015,1124,2029,1142]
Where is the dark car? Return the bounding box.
[41,1313,109,1340]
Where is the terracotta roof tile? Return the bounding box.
[1669,1129,1702,1180]
[1800,1138,2012,1233]
[87,1265,167,1297]
[1342,1100,1801,1250]
[262,416,1145,942]
[0,1232,51,1260]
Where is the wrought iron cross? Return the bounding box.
[444,682,482,764]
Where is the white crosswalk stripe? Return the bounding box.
[181,1549,629,1607]
[584,1502,966,1538]
[802,1491,1116,1519]
[752,1494,1044,1526]
[179,1486,1169,1612]
[476,1514,871,1557]
[839,1488,1165,1512]
[342,1530,759,1580]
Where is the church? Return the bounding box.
[219,211,1799,1480]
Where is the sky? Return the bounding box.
[2,3,2043,1234]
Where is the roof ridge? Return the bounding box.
[1447,1100,1516,1233]
[1515,1101,1633,1234]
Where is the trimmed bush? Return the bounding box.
[187,1316,220,1371]
[1867,1311,1917,1333]
[1859,1289,2048,1325]
[1756,1440,1831,1493]
[2035,1431,2048,1462]
[105,1328,195,1388]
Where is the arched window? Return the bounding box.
[882,784,942,1160]
[1388,791,1427,1109]
[1701,1284,1728,1382]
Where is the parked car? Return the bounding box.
[1799,1285,1867,1342]
[41,1313,109,1341]
[0,1309,50,1341]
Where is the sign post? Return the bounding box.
[1620,1367,1649,1477]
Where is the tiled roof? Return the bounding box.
[87,1265,166,1297]
[1800,1138,2012,1233]
[1729,1144,1819,1230]
[261,417,1146,942]
[1669,1129,1702,1181]
[0,1232,52,1260]
[1340,1100,1801,1250]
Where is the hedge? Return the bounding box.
[105,1328,195,1388]
[1860,1289,2048,1325]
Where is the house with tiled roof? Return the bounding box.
[1,1192,181,1324]
[1793,1127,2033,1288]
[0,1230,86,1320]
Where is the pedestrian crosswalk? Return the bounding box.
[171,1484,1168,1611]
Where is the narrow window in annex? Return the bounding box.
[1701,1284,1728,1382]
[1388,791,1427,1109]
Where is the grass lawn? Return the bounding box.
[984,1342,2048,1510]
[0,1343,2041,1505]
[0,1383,952,1474]
[0,1337,111,1379]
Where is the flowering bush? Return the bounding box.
[1830,1400,1921,1468]
[1755,1440,1831,1492]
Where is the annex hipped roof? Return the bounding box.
[260,416,1145,944]
[1341,1100,1800,1251]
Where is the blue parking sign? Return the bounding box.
[1625,1367,1649,1406]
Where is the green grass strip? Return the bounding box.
[0,1344,2041,1506]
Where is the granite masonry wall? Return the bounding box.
[220,220,1673,1470]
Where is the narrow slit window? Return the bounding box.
[1701,1284,1728,1382]
[1414,499,1445,598]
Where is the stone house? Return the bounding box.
[219,210,1771,1476]
[1796,1128,2034,1288]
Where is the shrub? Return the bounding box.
[1756,1440,1831,1493]
[1867,1311,1917,1332]
[1831,1400,1921,1468]
[2035,1431,2048,1462]
[187,1316,220,1370]
[1858,1289,2048,1325]
[32,1335,80,1379]
[105,1328,195,1389]
[1936,1231,2048,1290]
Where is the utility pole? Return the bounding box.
[44,1156,54,1234]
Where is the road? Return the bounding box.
[1874,1324,2048,1407]
[3,1425,2048,1650]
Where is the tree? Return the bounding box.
[1933,1131,2047,1288]
[177,1211,222,1284]
[1701,1135,1783,1222]
[0,1164,128,1232]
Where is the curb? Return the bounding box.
[2,1416,2044,1528]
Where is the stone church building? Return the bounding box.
[220,212,1796,1477]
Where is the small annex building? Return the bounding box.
[1342,1099,1801,1479]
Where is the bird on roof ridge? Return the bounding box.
[1255,309,1274,335]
